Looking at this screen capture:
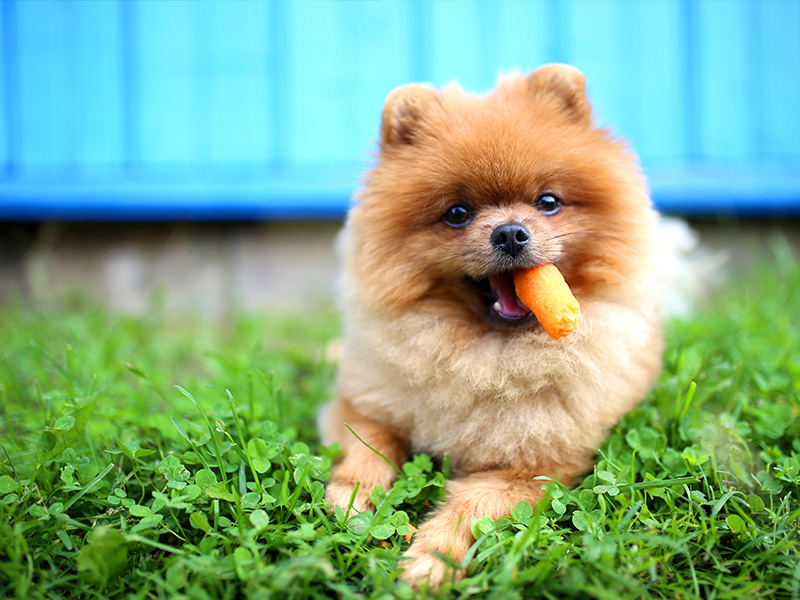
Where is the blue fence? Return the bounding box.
[1,0,799,221]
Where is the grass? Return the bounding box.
[1,237,799,599]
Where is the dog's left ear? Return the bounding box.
[380,84,440,147]
[526,64,592,124]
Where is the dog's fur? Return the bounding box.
[319,64,664,588]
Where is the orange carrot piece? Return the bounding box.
[403,523,418,544]
[513,264,581,340]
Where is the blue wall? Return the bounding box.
[1,0,799,220]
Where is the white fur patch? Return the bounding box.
[654,217,727,319]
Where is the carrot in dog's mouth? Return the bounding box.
[513,264,582,339]
[473,265,581,338]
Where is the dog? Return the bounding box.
[318,64,664,588]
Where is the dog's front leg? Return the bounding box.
[400,468,577,590]
[320,397,407,515]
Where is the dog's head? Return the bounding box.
[347,65,655,330]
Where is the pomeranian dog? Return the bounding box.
[319,64,664,588]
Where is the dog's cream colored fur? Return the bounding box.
[319,64,664,589]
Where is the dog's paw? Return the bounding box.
[398,536,467,590]
[324,480,373,516]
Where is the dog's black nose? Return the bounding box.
[491,223,530,258]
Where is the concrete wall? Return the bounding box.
[0,221,342,317]
[1,220,799,318]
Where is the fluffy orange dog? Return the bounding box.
[319,64,663,588]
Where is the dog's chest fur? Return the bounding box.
[334,294,662,474]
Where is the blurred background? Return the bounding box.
[1,0,799,315]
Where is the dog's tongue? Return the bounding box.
[489,272,532,318]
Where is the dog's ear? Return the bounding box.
[380,84,440,147]
[526,64,592,123]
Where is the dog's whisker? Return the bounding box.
[421,184,450,222]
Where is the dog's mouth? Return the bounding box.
[473,271,534,326]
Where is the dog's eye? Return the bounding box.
[535,193,562,215]
[442,203,473,227]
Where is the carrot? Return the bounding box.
[403,523,418,544]
[513,264,581,340]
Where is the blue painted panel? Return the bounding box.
[647,165,800,217]
[566,1,627,134]
[1,0,800,219]
[193,1,272,165]
[0,2,7,169]
[2,165,799,221]
[762,0,800,162]
[696,0,753,163]
[495,1,552,74]
[428,1,497,93]
[621,0,688,165]
[15,0,72,171]
[266,0,289,166]
[0,167,360,221]
[136,0,198,165]
[285,0,352,163]
[71,0,125,172]
[344,1,417,162]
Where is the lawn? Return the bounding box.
[1,236,799,599]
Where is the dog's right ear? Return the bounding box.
[526,64,592,124]
[380,84,440,147]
